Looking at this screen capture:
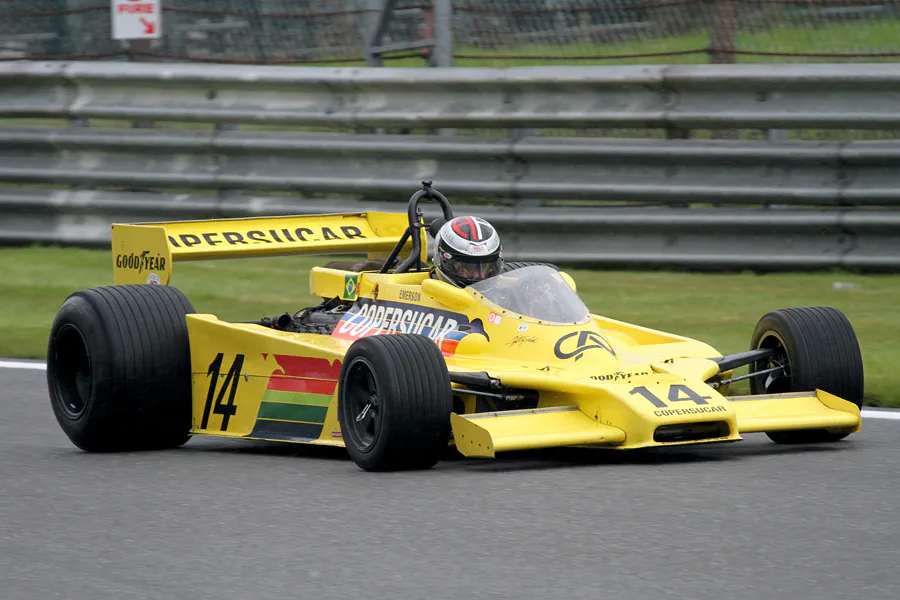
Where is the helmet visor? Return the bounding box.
[451,259,502,284]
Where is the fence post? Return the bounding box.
[247,0,268,62]
[52,0,72,57]
[365,0,399,66]
[709,1,737,139]
[430,0,453,67]
[126,39,156,129]
[709,0,736,65]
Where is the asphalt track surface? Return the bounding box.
[2,364,899,600]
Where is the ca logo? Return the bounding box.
[553,331,616,361]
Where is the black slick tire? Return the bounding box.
[338,334,452,471]
[749,306,864,444]
[46,285,195,452]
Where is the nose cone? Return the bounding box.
[578,377,741,449]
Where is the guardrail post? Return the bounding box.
[214,122,242,205]
[126,39,156,130]
[123,39,156,194]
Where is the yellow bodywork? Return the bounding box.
[110,212,862,458]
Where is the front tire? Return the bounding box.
[749,306,864,444]
[338,334,452,471]
[47,285,195,452]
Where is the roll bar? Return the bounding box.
[380,181,455,274]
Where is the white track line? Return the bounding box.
[1,360,898,420]
[861,409,900,421]
[0,361,46,371]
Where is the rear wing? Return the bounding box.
[111,212,418,285]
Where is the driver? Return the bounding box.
[431,216,504,288]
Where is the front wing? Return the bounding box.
[450,390,860,458]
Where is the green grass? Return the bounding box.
[2,246,897,407]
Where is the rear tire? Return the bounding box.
[749,307,863,444]
[46,285,195,452]
[338,334,452,471]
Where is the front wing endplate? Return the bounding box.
[451,406,626,458]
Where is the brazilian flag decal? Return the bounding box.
[341,274,359,301]
[248,354,342,442]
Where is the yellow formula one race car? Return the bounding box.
[46,183,864,471]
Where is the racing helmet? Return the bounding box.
[433,216,503,287]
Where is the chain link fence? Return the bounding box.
[2,1,900,64]
[0,1,373,62]
[451,0,900,64]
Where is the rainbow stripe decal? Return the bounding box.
[248,354,342,442]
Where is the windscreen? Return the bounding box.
[469,265,590,324]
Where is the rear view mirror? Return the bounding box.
[558,271,577,293]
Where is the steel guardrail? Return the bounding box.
[3,62,900,129]
[2,190,898,270]
[1,127,899,206]
[2,62,900,270]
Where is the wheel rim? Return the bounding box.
[755,330,792,394]
[52,324,92,419]
[343,358,382,452]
